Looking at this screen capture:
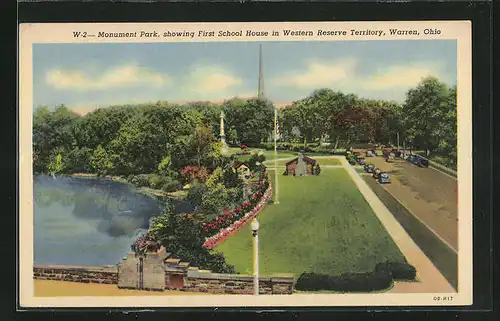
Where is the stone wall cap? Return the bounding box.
[270,277,295,283]
[165,258,181,264]
[187,270,272,281]
[34,264,118,273]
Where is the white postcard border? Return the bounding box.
[19,21,472,308]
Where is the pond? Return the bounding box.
[33,175,192,267]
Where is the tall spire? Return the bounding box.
[258,44,265,100]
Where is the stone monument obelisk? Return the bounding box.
[220,110,229,155]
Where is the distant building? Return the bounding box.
[233,162,251,180]
[283,153,317,176]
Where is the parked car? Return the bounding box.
[373,168,382,179]
[366,150,374,157]
[357,157,366,165]
[407,154,429,168]
[378,172,391,184]
[348,157,357,165]
[391,149,402,158]
[364,164,375,173]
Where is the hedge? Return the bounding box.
[260,142,347,155]
[374,261,417,280]
[295,261,416,292]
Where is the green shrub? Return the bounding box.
[187,182,208,209]
[161,177,181,192]
[295,261,416,292]
[128,174,152,187]
[295,271,393,292]
[149,174,165,189]
[374,261,417,280]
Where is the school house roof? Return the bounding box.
[285,156,317,166]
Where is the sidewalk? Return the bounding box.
[338,156,455,293]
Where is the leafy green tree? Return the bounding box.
[66,147,93,173]
[187,181,208,210]
[91,145,113,176]
[247,153,266,171]
[33,105,81,173]
[190,125,218,167]
[227,126,239,146]
[47,148,65,175]
[150,207,235,273]
[222,98,273,146]
[403,76,452,152]
[74,106,137,149]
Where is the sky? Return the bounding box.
[33,40,457,114]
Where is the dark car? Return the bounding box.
[364,164,375,173]
[373,168,382,179]
[378,172,391,184]
[391,149,402,158]
[348,156,357,165]
[407,155,429,168]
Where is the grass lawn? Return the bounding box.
[230,147,297,162]
[215,168,405,276]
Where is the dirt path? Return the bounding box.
[34,280,211,297]
[363,157,458,251]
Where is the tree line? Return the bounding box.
[280,76,456,155]
[33,99,273,177]
[33,75,457,177]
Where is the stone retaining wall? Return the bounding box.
[184,270,294,295]
[34,264,118,284]
[34,256,296,294]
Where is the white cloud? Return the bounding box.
[273,59,357,89]
[362,64,443,90]
[272,59,446,93]
[187,65,243,95]
[45,64,169,90]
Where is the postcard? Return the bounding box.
[19,21,472,308]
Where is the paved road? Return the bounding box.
[363,157,458,252]
[338,156,455,293]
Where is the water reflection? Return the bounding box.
[34,175,164,266]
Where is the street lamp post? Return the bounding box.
[251,218,260,296]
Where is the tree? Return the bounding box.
[47,148,64,175]
[190,126,218,167]
[403,76,452,152]
[66,147,93,173]
[149,207,235,273]
[33,105,81,173]
[74,106,137,150]
[222,98,274,146]
[91,145,113,176]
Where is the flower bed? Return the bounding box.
[203,183,273,249]
[131,232,161,256]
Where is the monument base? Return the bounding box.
[221,142,229,155]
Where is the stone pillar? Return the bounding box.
[142,247,170,291]
[117,252,139,289]
[220,111,229,155]
[117,247,169,291]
